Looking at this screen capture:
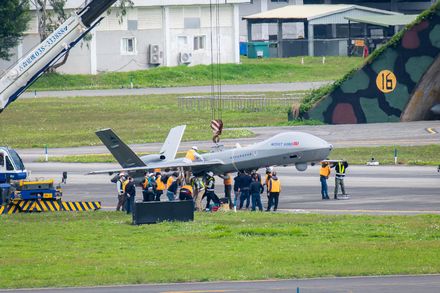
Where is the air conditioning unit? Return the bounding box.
[179,51,192,64]
[149,44,163,65]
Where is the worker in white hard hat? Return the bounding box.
[204,171,220,210]
[116,173,127,211]
[184,145,204,163]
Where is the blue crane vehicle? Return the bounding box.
[0,146,101,215]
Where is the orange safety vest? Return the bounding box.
[269,179,281,193]
[181,185,193,195]
[142,178,149,189]
[320,165,330,177]
[224,174,232,186]
[185,149,196,161]
[154,168,161,173]
[156,177,165,190]
[166,176,174,188]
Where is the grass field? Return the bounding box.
[0,93,297,148]
[329,145,440,166]
[29,57,363,91]
[0,212,439,289]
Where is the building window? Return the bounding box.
[178,36,188,47]
[184,17,201,29]
[121,37,137,55]
[194,35,206,50]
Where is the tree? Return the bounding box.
[0,0,30,61]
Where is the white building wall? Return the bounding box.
[168,5,235,67]
[0,1,244,75]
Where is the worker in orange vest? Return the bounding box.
[179,184,193,201]
[266,171,281,212]
[320,161,331,200]
[220,173,233,208]
[154,172,166,201]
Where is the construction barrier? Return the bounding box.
[0,199,101,215]
[61,201,101,211]
[133,200,194,225]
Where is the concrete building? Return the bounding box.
[0,0,247,74]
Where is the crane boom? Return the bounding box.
[0,0,118,113]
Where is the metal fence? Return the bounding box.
[246,37,392,58]
[177,94,303,112]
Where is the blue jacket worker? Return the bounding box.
[142,173,156,202]
[238,172,252,210]
[249,174,264,211]
[167,177,179,201]
[125,177,136,214]
[233,172,242,208]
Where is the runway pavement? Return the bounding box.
[26,162,440,214]
[3,275,440,292]
[21,81,330,99]
[16,121,440,214]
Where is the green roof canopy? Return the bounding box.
[344,14,418,27]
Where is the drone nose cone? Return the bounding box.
[316,137,332,150]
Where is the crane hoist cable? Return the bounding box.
[209,1,216,121]
[216,0,222,120]
[209,0,224,143]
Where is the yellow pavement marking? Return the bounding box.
[426,128,438,134]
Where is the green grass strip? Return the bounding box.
[329,145,440,166]
[0,212,439,289]
[29,57,362,91]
